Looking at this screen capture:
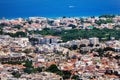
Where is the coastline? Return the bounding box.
[1,14,119,20]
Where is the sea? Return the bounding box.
[0,0,120,19]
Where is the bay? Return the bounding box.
[0,0,120,18]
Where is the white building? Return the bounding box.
[89,37,99,45]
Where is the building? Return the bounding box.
[89,37,99,45]
[0,53,26,63]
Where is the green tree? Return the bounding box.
[15,31,27,37]
[5,31,27,37]
[96,48,104,57]
[114,55,120,59]
[29,27,120,42]
[23,67,32,74]
[68,24,76,29]
[13,25,21,29]
[80,44,86,48]
[72,75,79,80]
[23,49,32,54]
[95,44,100,47]
[62,71,71,79]
[88,44,94,47]
[46,64,60,73]
[37,67,42,72]
[0,26,3,34]
[23,59,33,68]
[69,45,78,50]
[99,14,115,18]
[12,71,21,78]
[103,47,115,51]
[46,64,72,79]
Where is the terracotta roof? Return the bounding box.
[44,35,59,38]
[62,65,74,71]
[0,67,3,71]
[105,74,119,78]
[3,64,25,69]
[18,65,25,69]
[3,64,12,67]
[46,61,56,67]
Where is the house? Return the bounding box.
[89,37,99,45]
[0,53,26,63]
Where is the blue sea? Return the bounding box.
[0,0,120,19]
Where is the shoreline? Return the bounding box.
[1,14,119,20]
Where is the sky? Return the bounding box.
[0,0,120,18]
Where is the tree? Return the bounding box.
[79,44,86,48]
[103,47,115,52]
[72,75,79,80]
[37,67,42,72]
[46,64,63,76]
[31,27,120,42]
[48,21,54,26]
[13,25,21,29]
[96,48,104,57]
[71,45,78,50]
[0,23,8,26]
[0,26,3,34]
[62,71,71,79]
[23,49,32,54]
[88,44,94,47]
[23,59,44,74]
[46,64,60,73]
[63,16,66,18]
[114,55,120,59]
[99,14,115,18]
[43,28,50,30]
[95,44,100,47]
[105,70,113,75]
[80,50,88,54]
[15,31,27,37]
[23,67,32,74]
[5,31,27,37]
[95,19,112,25]
[12,71,21,78]
[68,24,76,29]
[80,18,84,24]
[23,59,38,74]
[46,64,73,79]
[114,71,119,76]
[23,59,33,68]
[28,20,33,24]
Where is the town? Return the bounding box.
[0,15,120,80]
